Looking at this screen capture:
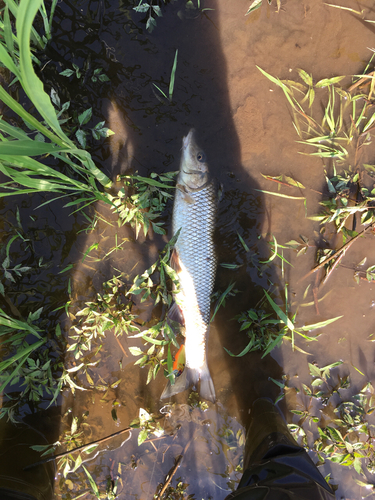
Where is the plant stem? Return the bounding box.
[299,222,375,283]
[23,426,131,470]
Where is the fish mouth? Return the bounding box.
[182,168,204,176]
[182,129,195,150]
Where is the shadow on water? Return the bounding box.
[0,1,289,498]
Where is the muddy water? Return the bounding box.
[2,0,375,498]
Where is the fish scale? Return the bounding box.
[173,181,217,328]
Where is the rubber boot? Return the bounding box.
[224,398,336,500]
[242,398,300,473]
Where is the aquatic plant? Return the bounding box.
[0,0,113,209]
[258,58,375,286]
[277,361,375,488]
[133,0,212,32]
[68,275,140,363]
[246,0,281,16]
[225,285,342,358]
[109,171,177,238]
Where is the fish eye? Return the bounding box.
[197,152,206,162]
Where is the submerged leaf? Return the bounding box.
[245,0,262,15]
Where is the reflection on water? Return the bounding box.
[2,0,375,498]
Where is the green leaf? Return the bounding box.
[128,346,143,356]
[78,108,92,126]
[269,377,285,389]
[245,0,262,15]
[169,49,178,101]
[264,291,295,331]
[237,232,250,252]
[60,68,75,77]
[16,0,73,146]
[315,75,345,88]
[261,333,285,358]
[308,363,321,378]
[82,444,99,455]
[296,68,313,86]
[138,428,148,446]
[298,316,343,332]
[0,139,64,156]
[224,338,254,357]
[82,466,100,499]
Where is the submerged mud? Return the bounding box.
[2,0,375,498]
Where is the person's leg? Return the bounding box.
[224,399,336,500]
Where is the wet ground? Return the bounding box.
[2,0,375,498]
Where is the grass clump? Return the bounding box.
[276,361,375,488]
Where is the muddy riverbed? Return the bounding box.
[2,0,375,498]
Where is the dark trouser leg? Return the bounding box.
[224,399,336,500]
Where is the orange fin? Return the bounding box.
[173,344,185,375]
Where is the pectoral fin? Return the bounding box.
[170,248,182,273]
[177,183,195,204]
[168,302,184,325]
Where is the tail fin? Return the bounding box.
[199,362,216,403]
[160,363,215,403]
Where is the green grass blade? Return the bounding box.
[298,315,343,332]
[82,466,100,499]
[264,290,295,331]
[169,49,178,101]
[260,234,278,263]
[261,332,285,358]
[0,84,65,146]
[211,282,236,323]
[224,338,254,357]
[0,119,30,140]
[0,140,65,155]
[254,189,305,200]
[0,338,45,392]
[237,232,250,252]
[245,0,262,15]
[16,0,73,145]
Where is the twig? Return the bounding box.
[24,427,131,471]
[155,434,194,499]
[115,335,128,357]
[298,223,375,283]
[313,272,320,316]
[156,455,183,499]
[348,71,375,93]
[320,247,347,288]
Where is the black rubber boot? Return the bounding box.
[224,398,336,500]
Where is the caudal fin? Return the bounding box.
[160,363,215,403]
[199,362,216,403]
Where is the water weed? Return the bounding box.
[281,361,375,482]
[109,171,177,238]
[246,0,281,16]
[226,286,342,358]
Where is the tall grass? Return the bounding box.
[0,0,113,209]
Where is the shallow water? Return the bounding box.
[2,0,375,498]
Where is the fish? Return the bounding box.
[161,129,217,403]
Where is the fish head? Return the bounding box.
[179,129,210,190]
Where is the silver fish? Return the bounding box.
[161,129,217,403]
